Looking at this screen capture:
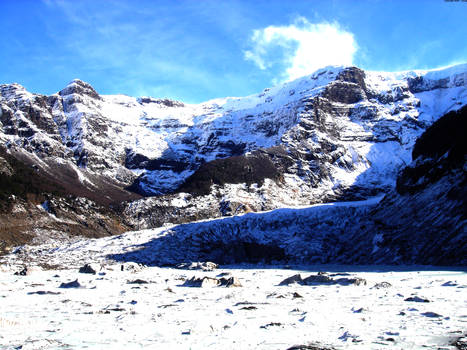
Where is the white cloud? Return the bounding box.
[244,17,358,81]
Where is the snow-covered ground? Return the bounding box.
[0,264,466,349]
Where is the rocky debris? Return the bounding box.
[421,311,443,318]
[216,272,231,278]
[59,279,82,288]
[292,292,303,299]
[338,331,361,342]
[287,346,335,350]
[240,306,257,310]
[260,322,282,329]
[372,282,392,289]
[279,273,366,286]
[182,275,242,288]
[405,296,430,303]
[183,276,220,287]
[137,97,185,107]
[442,281,458,287]
[120,262,145,273]
[127,279,149,284]
[279,274,303,286]
[14,266,31,276]
[78,264,97,274]
[452,335,467,350]
[302,274,335,285]
[234,301,268,306]
[100,305,126,313]
[351,307,366,313]
[13,265,42,276]
[27,290,61,295]
[221,276,242,287]
[176,261,218,271]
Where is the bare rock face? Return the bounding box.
[59,79,102,100]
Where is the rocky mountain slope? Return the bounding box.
[7,105,464,268]
[0,64,466,252]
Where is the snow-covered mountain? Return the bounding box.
[7,105,465,267]
[0,64,466,250]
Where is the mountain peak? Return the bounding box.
[59,79,101,100]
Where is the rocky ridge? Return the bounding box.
[0,64,466,249]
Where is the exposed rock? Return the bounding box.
[59,279,82,288]
[302,274,335,285]
[127,279,149,284]
[452,335,467,350]
[59,79,101,100]
[287,346,335,350]
[421,311,442,318]
[120,262,145,273]
[0,156,13,176]
[240,306,257,310]
[372,282,392,289]
[352,307,366,313]
[279,273,366,286]
[14,266,30,276]
[183,276,220,288]
[137,97,185,107]
[182,275,242,288]
[405,296,430,303]
[442,281,458,287]
[78,264,97,275]
[260,322,282,329]
[279,274,303,286]
[176,261,218,271]
[219,276,242,287]
[27,290,61,295]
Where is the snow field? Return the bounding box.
[0,266,466,349]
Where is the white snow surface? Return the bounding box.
[0,264,466,349]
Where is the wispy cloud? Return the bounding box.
[244,17,358,82]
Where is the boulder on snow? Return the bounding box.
[372,282,392,289]
[79,263,98,274]
[120,262,145,273]
[219,276,242,287]
[280,273,366,286]
[405,296,430,303]
[302,274,335,285]
[14,266,31,276]
[335,277,367,286]
[176,261,218,271]
[182,275,242,288]
[13,266,41,276]
[279,274,303,286]
[183,276,220,287]
[59,279,82,288]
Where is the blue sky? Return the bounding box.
[1,0,466,103]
